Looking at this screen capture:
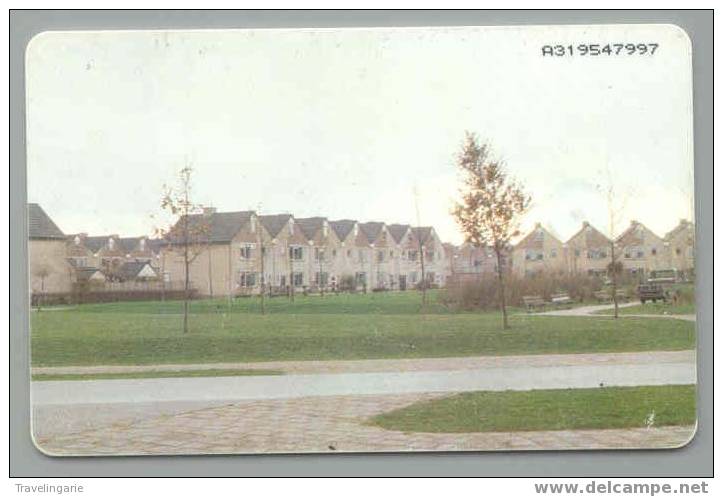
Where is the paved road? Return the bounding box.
[33,359,695,406]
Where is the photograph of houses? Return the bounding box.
[27,25,696,455]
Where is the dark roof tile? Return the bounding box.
[28,203,65,240]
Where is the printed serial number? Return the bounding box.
[542,43,659,57]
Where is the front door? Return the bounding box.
[399,275,407,291]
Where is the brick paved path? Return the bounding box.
[34,393,695,456]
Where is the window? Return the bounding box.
[292,272,304,286]
[389,250,394,258]
[355,272,367,286]
[525,249,543,261]
[651,247,657,256]
[289,246,304,260]
[408,250,418,262]
[409,272,418,284]
[346,249,351,257]
[377,250,385,263]
[240,244,253,259]
[358,250,366,263]
[332,249,337,257]
[315,247,325,261]
[676,247,682,255]
[315,272,329,285]
[239,272,257,287]
[574,249,580,257]
[426,250,435,262]
[550,249,557,258]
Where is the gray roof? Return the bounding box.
[295,217,326,240]
[28,203,65,240]
[329,220,356,241]
[387,224,410,244]
[83,236,111,253]
[412,227,434,245]
[169,210,255,244]
[259,214,292,239]
[146,238,164,253]
[118,237,143,253]
[118,261,156,280]
[74,267,105,282]
[359,222,385,244]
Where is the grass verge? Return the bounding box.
[596,303,695,316]
[31,291,695,367]
[369,385,696,433]
[32,368,284,381]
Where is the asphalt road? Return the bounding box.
[32,360,695,406]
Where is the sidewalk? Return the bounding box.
[34,392,695,456]
[536,302,696,321]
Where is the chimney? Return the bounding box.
[203,207,216,216]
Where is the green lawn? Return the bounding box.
[369,385,696,433]
[32,368,283,381]
[31,291,695,367]
[596,302,696,316]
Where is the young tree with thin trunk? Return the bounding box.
[413,186,427,307]
[158,166,209,334]
[597,167,628,319]
[453,132,531,330]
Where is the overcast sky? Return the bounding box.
[26,25,693,244]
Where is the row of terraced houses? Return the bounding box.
[28,203,695,297]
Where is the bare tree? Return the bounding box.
[597,167,629,319]
[413,186,428,307]
[257,218,267,315]
[158,166,209,334]
[453,132,531,330]
[33,265,50,311]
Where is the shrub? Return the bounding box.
[440,273,607,310]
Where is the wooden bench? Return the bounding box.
[615,289,630,303]
[550,292,574,308]
[594,290,612,303]
[522,295,546,313]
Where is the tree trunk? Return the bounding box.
[260,242,266,315]
[183,255,190,334]
[419,242,427,307]
[610,241,619,319]
[495,248,509,330]
[183,215,190,334]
